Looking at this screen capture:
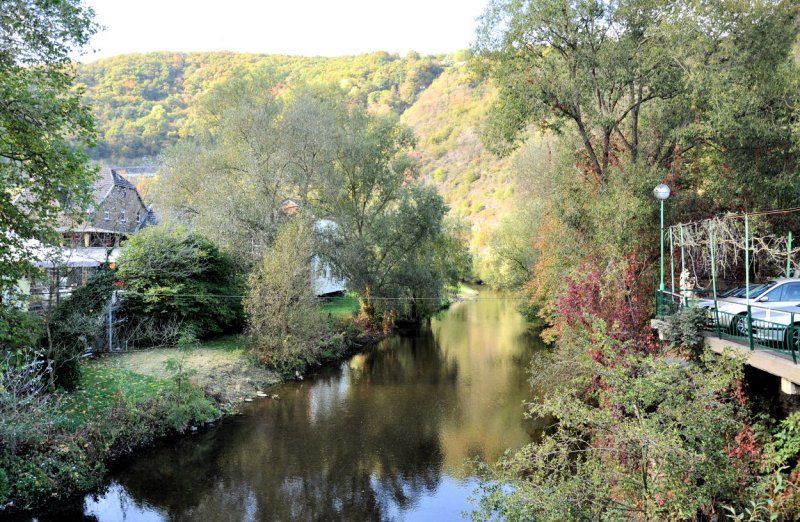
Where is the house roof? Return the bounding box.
[138,206,159,230]
[91,168,136,206]
[88,168,158,230]
[34,247,121,268]
[3,232,119,268]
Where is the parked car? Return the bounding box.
[749,305,800,350]
[711,278,800,335]
[696,285,752,308]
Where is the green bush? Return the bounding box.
[245,219,335,376]
[0,305,42,360]
[664,306,708,360]
[45,266,115,389]
[0,467,8,505]
[163,387,219,432]
[0,363,219,510]
[117,224,245,340]
[770,412,800,467]
[471,325,754,521]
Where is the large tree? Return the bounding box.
[160,79,466,321]
[159,79,343,261]
[476,0,799,200]
[0,0,98,291]
[314,105,463,319]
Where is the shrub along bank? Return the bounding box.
[0,359,218,512]
[0,312,387,513]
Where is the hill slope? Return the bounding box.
[76,51,446,162]
[75,52,513,233]
[401,64,512,228]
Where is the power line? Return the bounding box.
[116,290,527,301]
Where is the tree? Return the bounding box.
[0,0,98,291]
[158,73,289,260]
[160,78,467,322]
[315,105,465,320]
[43,266,115,389]
[159,80,343,262]
[476,0,800,331]
[116,224,244,339]
[245,217,334,376]
[477,204,539,290]
[475,0,799,193]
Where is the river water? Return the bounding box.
[32,288,544,521]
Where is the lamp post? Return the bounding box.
[653,184,671,293]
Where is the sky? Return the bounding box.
[75,0,490,62]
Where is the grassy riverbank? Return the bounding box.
[0,325,374,513]
[1,335,285,512]
[0,359,220,511]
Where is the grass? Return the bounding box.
[197,334,246,352]
[320,293,360,318]
[56,367,171,430]
[87,335,281,405]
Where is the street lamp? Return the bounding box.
[653,184,671,292]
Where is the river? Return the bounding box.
[31,288,544,521]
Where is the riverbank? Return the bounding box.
[2,288,476,514]
[0,323,388,514]
[0,359,220,512]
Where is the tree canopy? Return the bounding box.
[476,0,799,204]
[0,0,98,291]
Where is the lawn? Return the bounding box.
[88,335,281,404]
[57,366,171,430]
[320,293,360,318]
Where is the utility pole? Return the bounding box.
[108,290,117,352]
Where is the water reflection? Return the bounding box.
[27,287,544,521]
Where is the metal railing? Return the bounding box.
[655,289,683,320]
[655,289,799,363]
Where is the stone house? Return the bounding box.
[20,168,158,309]
[60,167,158,249]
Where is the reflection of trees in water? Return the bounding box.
[24,290,542,521]
[101,328,459,521]
[7,504,100,522]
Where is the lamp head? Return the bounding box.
[653,183,671,201]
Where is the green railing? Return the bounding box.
[655,289,682,320]
[749,311,799,363]
[655,290,799,363]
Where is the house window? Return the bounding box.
[120,209,127,223]
[103,210,110,221]
[135,210,141,223]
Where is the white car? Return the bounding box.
[711,278,800,335]
[695,285,752,309]
[749,305,800,349]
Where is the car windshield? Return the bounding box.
[728,285,756,297]
[719,287,743,297]
[749,282,777,298]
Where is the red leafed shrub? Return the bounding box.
[555,253,657,361]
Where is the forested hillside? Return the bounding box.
[74,51,511,231]
[76,51,447,161]
[401,62,512,227]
